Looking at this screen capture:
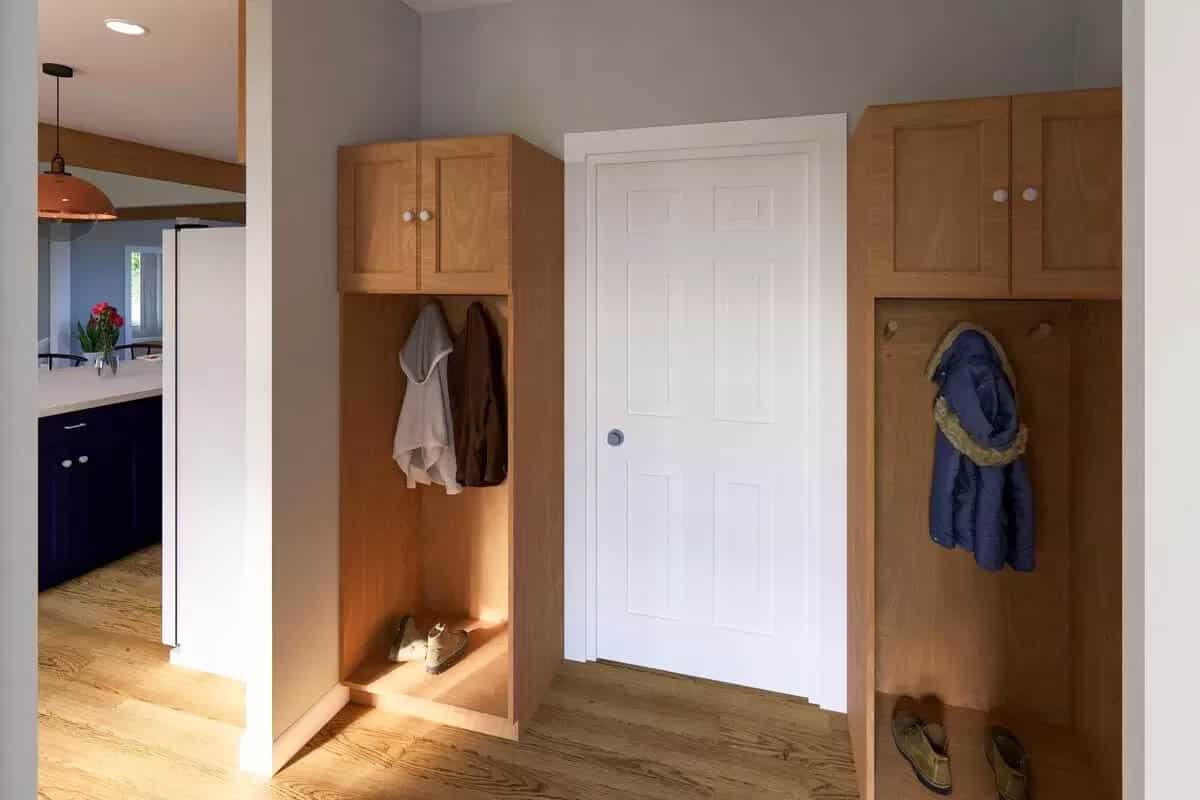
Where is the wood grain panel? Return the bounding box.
[1069,301,1122,799]
[861,98,1011,298]
[237,0,245,164]
[338,142,419,293]
[509,137,565,726]
[1012,89,1122,299]
[419,295,512,623]
[339,293,423,678]
[875,693,1104,799]
[114,203,245,223]
[874,300,1074,723]
[846,116,876,800]
[38,124,245,192]
[420,136,512,295]
[894,125,982,273]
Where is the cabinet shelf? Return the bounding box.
[876,693,1105,799]
[344,617,515,740]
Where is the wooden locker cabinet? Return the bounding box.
[340,136,515,295]
[1012,89,1122,299]
[861,97,1012,298]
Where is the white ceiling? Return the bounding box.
[404,0,511,14]
[39,0,239,162]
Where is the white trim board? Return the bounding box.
[239,683,349,776]
[563,115,849,712]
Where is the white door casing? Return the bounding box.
[565,116,847,711]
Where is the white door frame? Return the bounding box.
[563,115,849,711]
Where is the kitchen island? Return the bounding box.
[39,360,163,590]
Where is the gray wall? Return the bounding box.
[68,219,174,352]
[421,0,1121,157]
[243,0,420,763]
[0,0,39,795]
[38,235,48,342]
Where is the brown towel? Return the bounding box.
[448,303,507,487]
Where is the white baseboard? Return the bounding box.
[239,683,349,776]
[168,645,244,682]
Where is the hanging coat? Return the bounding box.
[448,302,508,487]
[393,303,462,495]
[927,323,1035,572]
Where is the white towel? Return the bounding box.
[393,304,462,494]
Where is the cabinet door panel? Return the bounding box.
[1013,90,1121,298]
[339,142,419,293]
[865,98,1011,297]
[419,136,511,294]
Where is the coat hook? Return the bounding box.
[882,320,899,341]
[1028,321,1054,341]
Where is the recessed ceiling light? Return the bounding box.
[104,18,148,36]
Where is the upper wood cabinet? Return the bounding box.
[861,97,1012,298]
[1012,90,1122,298]
[853,88,1121,300]
[340,135,529,295]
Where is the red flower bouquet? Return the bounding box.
[76,302,125,356]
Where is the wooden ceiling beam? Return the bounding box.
[38,124,245,194]
[113,203,246,224]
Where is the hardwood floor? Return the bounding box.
[39,547,858,799]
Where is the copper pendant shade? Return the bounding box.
[38,64,117,222]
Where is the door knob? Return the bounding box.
[402,210,415,222]
[1022,187,1040,202]
[991,188,1009,203]
[418,209,433,222]
[606,429,625,447]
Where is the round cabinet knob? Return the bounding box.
[418,210,433,222]
[78,455,89,464]
[401,210,415,223]
[992,188,1010,203]
[606,429,625,447]
[61,459,72,469]
[1022,187,1040,202]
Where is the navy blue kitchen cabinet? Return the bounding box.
[39,397,162,591]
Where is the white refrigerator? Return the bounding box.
[161,225,247,680]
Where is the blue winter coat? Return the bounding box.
[927,324,1035,572]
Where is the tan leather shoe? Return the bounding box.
[388,615,427,663]
[425,623,469,674]
[986,727,1030,800]
[892,699,952,795]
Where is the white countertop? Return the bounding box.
[39,359,163,418]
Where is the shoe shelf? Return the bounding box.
[875,693,1105,799]
[344,617,515,741]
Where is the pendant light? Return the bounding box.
[38,63,117,221]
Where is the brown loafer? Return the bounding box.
[892,699,952,795]
[986,727,1030,800]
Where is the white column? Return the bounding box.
[1127,1,1200,798]
[0,0,40,796]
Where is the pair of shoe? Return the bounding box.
[892,698,1029,799]
[388,616,469,674]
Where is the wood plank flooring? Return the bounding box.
[39,547,859,799]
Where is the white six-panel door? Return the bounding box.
[592,132,845,704]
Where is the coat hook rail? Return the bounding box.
[882,319,900,341]
[1028,321,1054,341]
